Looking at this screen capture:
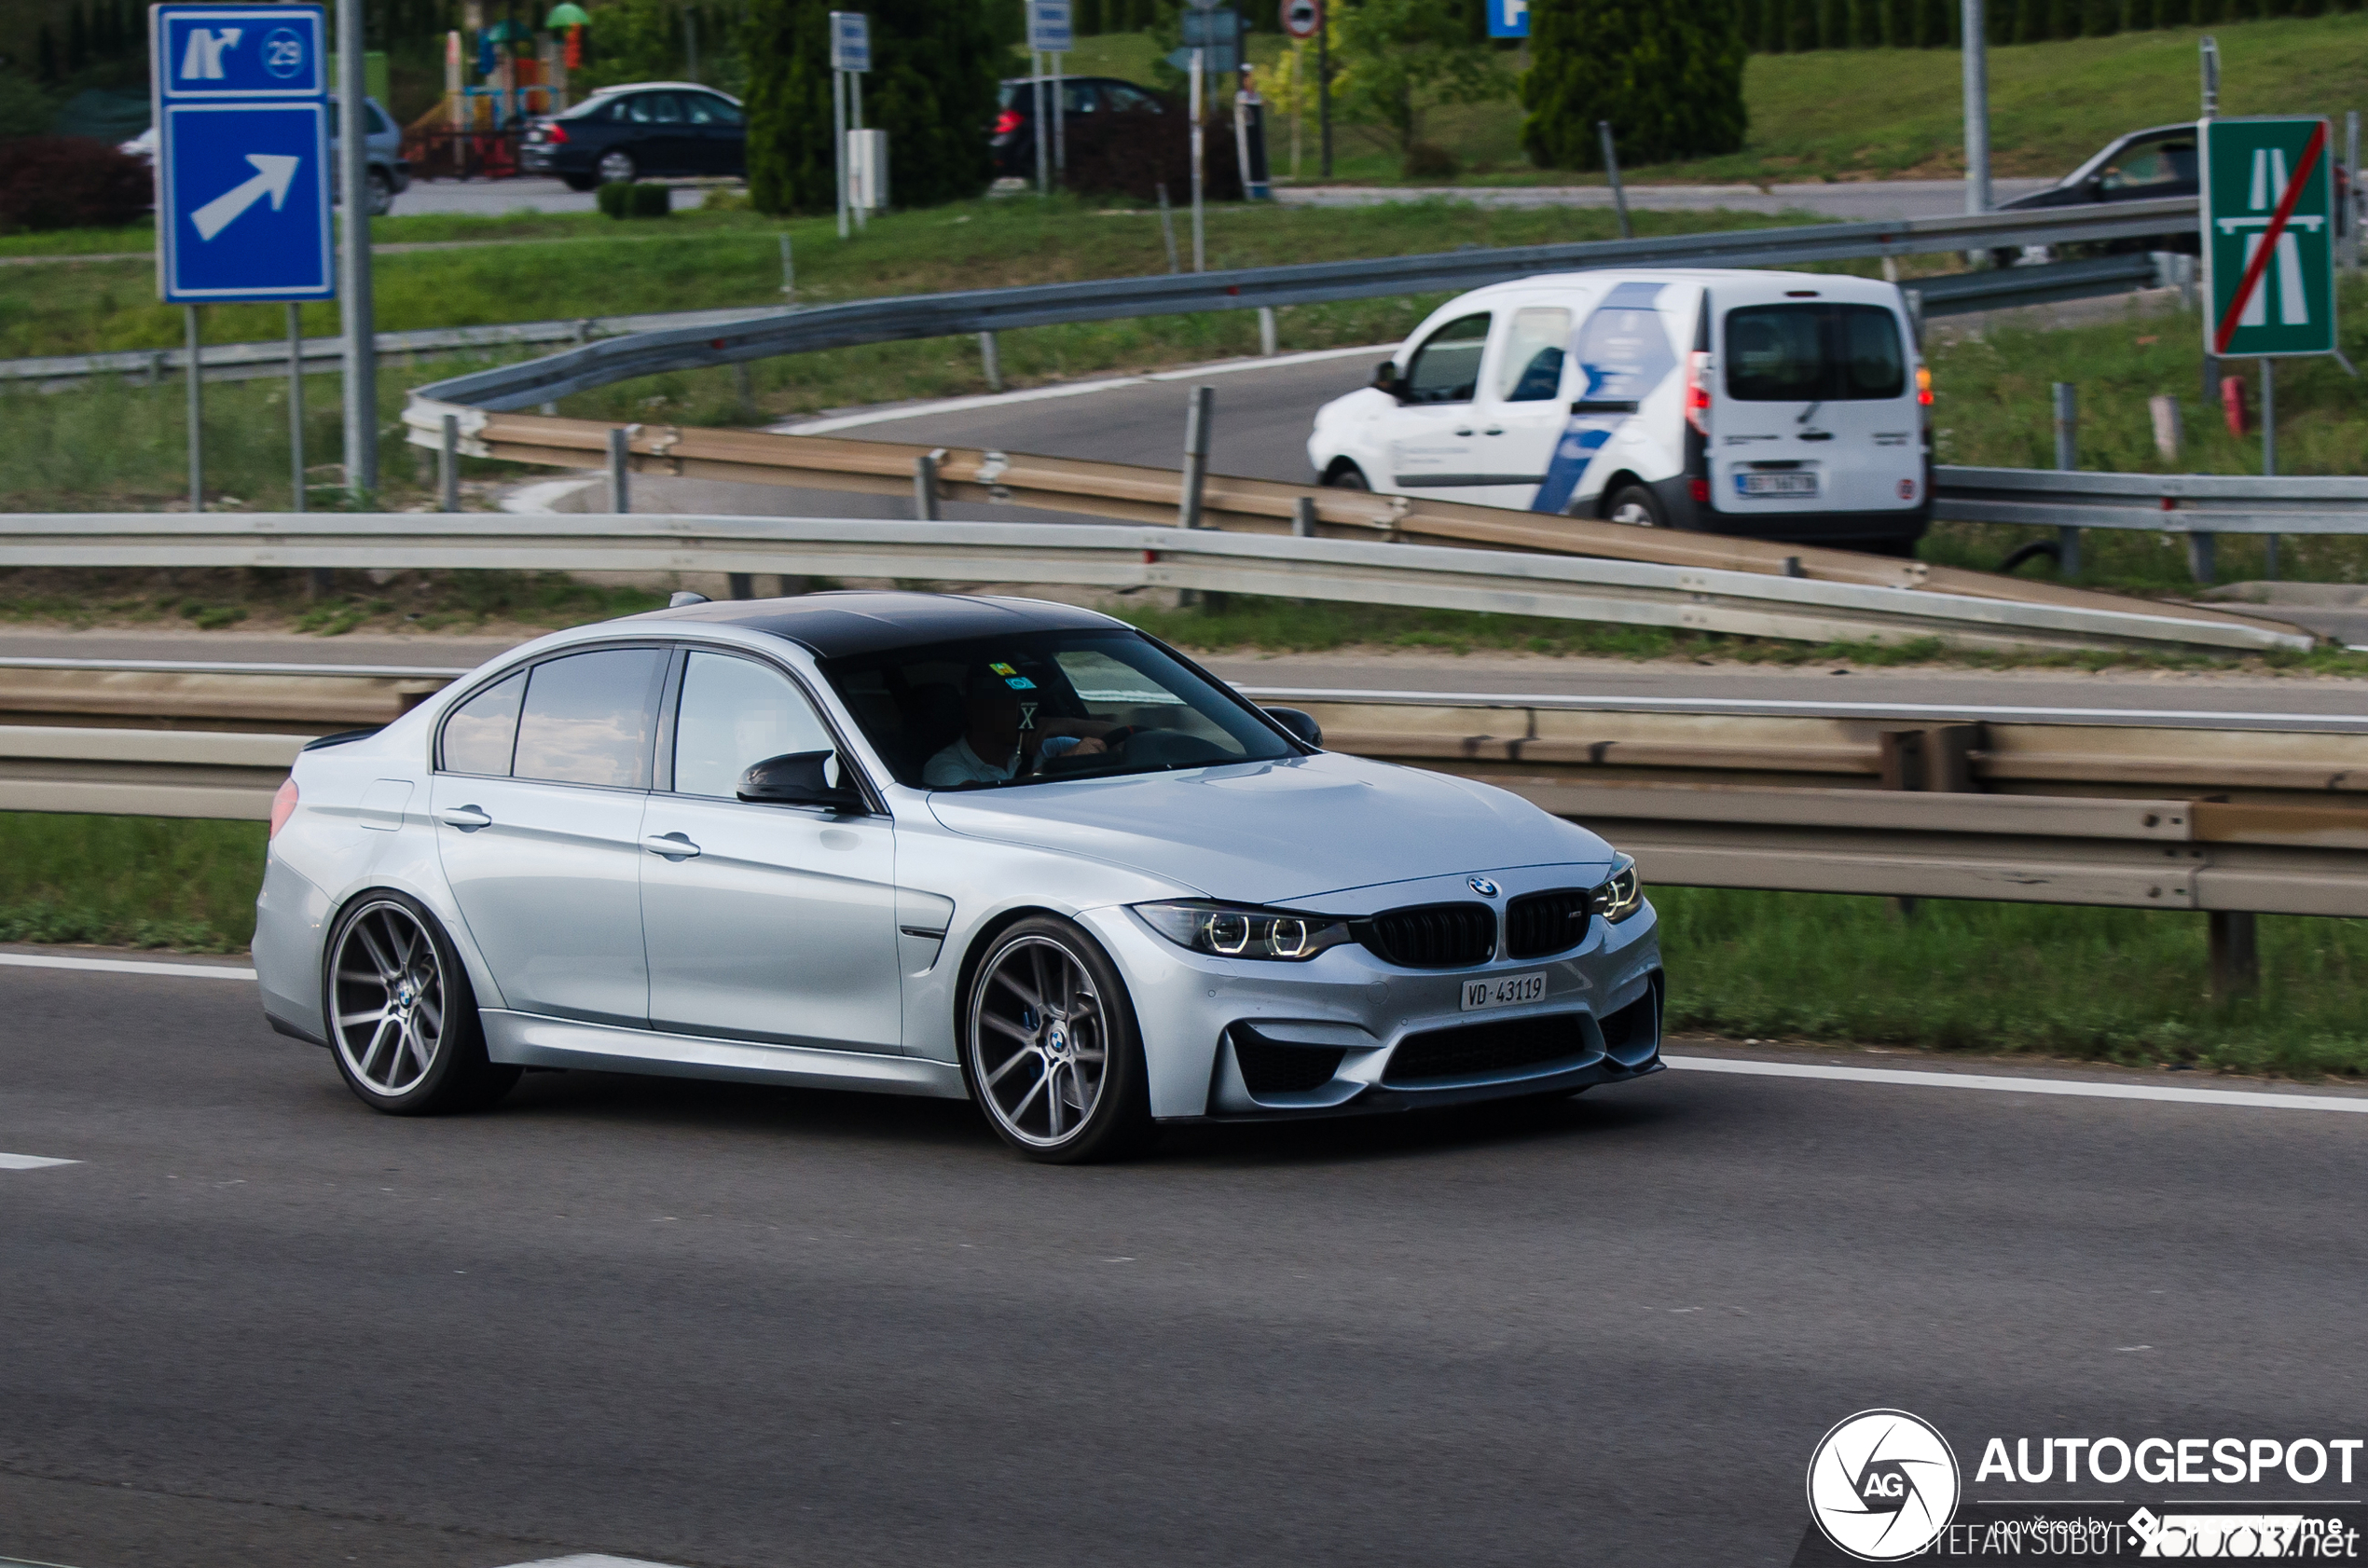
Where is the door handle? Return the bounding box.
[641,832,701,860]
[1482,426,1505,436]
[1453,426,1474,436]
[438,805,491,831]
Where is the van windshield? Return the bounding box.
[1725,303,1906,402]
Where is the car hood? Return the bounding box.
[925,750,1613,906]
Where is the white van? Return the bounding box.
[1305,268,1934,555]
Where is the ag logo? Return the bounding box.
[1806,1409,1960,1561]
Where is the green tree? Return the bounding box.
[1521,0,1745,170]
[744,0,997,216]
[1332,0,1512,164]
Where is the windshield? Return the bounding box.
[821,628,1296,791]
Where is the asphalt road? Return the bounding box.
[5,956,2366,1568]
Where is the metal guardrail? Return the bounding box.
[0,510,2311,656]
[1940,465,2368,534]
[407,198,2200,412]
[7,668,2367,918]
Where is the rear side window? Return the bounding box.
[1403,312,1490,404]
[441,671,524,777]
[511,649,667,789]
[1725,303,1905,402]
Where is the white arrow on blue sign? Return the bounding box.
[152,4,335,303]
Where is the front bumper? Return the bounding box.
[1075,867,1665,1122]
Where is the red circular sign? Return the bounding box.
[1283,0,1322,38]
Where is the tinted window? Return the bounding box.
[441,671,524,777]
[2101,138,2195,192]
[511,649,665,789]
[1494,306,1570,402]
[671,653,835,799]
[1062,82,1100,113]
[695,94,742,125]
[645,93,683,124]
[1403,312,1490,404]
[1724,303,1906,402]
[1103,84,1159,112]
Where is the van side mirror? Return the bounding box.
[1263,706,1323,748]
[1371,360,1406,400]
[737,750,861,810]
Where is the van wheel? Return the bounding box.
[1605,484,1665,528]
[1323,464,1370,491]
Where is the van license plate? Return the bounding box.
[1738,472,1819,497]
[1463,971,1547,1011]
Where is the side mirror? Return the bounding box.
[1263,706,1323,749]
[1371,360,1406,400]
[737,750,861,810]
[2085,172,2108,199]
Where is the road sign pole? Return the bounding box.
[2349,111,2362,272]
[2262,358,2279,578]
[1053,51,1065,178]
[1316,11,1331,180]
[337,0,375,501]
[849,69,866,230]
[833,68,848,238]
[1190,48,1205,273]
[1961,0,1990,217]
[286,302,305,516]
[1032,54,1048,197]
[185,306,203,514]
[2200,37,2220,406]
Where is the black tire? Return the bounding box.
[1323,463,1370,491]
[560,172,600,192]
[1604,482,1666,528]
[365,168,394,216]
[324,890,518,1116]
[961,915,1152,1164]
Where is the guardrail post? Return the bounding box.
[1259,307,1277,357]
[2050,382,2081,577]
[2149,395,2181,464]
[728,572,755,599]
[2260,358,2279,580]
[607,426,630,513]
[1292,495,1316,537]
[439,414,461,513]
[2210,910,2259,1000]
[1178,385,1216,609]
[733,363,756,420]
[1156,185,1179,275]
[2188,530,2216,584]
[979,331,1002,392]
[914,448,943,520]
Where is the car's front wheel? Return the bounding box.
[962,916,1150,1163]
[598,149,639,184]
[325,891,518,1115]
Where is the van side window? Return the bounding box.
[1494,308,1571,402]
[1725,303,1906,402]
[1402,313,1491,404]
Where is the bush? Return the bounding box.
[1061,103,1245,203]
[1522,0,1748,171]
[0,135,152,232]
[597,180,672,218]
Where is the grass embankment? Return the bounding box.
[9,812,2360,1079]
[1068,15,2368,186]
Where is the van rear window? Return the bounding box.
[1725,303,1906,402]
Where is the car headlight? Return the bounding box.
[1594,853,1644,923]
[1134,901,1356,961]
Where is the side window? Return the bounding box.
[1104,84,1159,113]
[700,94,743,125]
[620,95,653,123]
[511,649,666,790]
[1063,82,1100,114]
[1402,313,1490,405]
[645,93,683,124]
[1494,306,1572,402]
[672,653,836,799]
[440,671,524,777]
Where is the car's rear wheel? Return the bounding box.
[1605,483,1665,528]
[963,916,1150,1163]
[598,149,639,184]
[365,168,394,216]
[325,892,517,1115]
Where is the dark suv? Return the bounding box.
[992,75,1164,179]
[523,82,747,188]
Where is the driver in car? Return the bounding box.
[923,664,1123,787]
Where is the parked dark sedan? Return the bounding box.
[523,81,746,188]
[992,75,1165,179]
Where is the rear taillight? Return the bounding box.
[1688,477,1710,504]
[545,122,568,144]
[1685,350,1711,435]
[268,777,298,840]
[993,109,1023,136]
[1916,364,1933,406]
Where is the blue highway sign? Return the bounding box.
[152,5,334,303]
[1487,0,1529,38]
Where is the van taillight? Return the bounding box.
[1916,364,1933,406]
[268,777,298,840]
[1685,350,1712,434]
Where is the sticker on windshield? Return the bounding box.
[1004,676,1036,690]
[989,662,1018,675]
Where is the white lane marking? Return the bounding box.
[1232,686,2368,730]
[774,343,1390,435]
[1665,1054,2368,1113]
[0,954,256,981]
[0,1153,78,1170]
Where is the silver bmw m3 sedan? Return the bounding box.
[255,592,1665,1162]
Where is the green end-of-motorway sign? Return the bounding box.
[2202,115,2337,359]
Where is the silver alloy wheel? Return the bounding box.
[331,901,447,1096]
[970,935,1109,1148]
[598,150,637,184]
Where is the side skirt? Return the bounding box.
[480,1011,971,1100]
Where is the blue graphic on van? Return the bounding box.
[1530,281,1678,516]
